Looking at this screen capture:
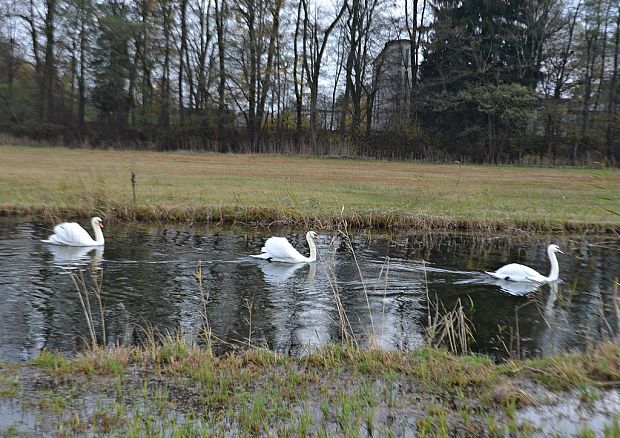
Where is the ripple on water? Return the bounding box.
[0,218,618,361]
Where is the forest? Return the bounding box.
[0,0,618,164]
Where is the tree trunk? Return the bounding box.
[215,0,227,150]
[21,0,44,121]
[159,0,172,146]
[303,0,348,150]
[405,0,425,121]
[256,0,283,146]
[247,0,257,150]
[178,0,188,127]
[293,0,304,150]
[574,33,597,165]
[594,1,612,113]
[78,1,87,138]
[606,7,620,163]
[44,0,56,124]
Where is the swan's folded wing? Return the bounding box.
[525,273,547,283]
[262,237,301,260]
[53,222,93,245]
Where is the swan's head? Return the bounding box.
[92,216,104,228]
[307,231,318,240]
[548,244,563,254]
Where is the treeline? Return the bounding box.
[0,0,618,164]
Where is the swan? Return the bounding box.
[250,231,318,263]
[42,217,105,247]
[486,244,563,283]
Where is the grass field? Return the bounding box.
[1,145,619,229]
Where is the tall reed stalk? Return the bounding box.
[320,251,355,345]
[195,261,212,353]
[422,260,474,355]
[68,266,106,349]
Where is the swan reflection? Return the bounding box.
[492,279,543,296]
[46,245,104,268]
[257,261,316,284]
[542,281,566,323]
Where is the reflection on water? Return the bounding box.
[0,218,618,362]
[455,275,543,296]
[46,245,104,269]
[253,260,316,284]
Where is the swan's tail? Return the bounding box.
[250,253,271,260]
[42,235,63,245]
[485,271,502,279]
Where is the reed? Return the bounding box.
[195,260,213,353]
[320,251,355,345]
[422,258,475,355]
[68,266,106,349]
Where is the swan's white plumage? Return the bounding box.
[42,217,105,247]
[486,244,562,283]
[251,231,318,263]
[486,264,547,283]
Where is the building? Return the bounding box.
[371,39,413,131]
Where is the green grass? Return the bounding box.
[3,340,620,436]
[1,145,618,230]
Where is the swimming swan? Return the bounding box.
[486,244,563,283]
[251,231,318,263]
[42,217,105,247]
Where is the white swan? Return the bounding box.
[486,244,563,283]
[42,217,105,246]
[250,231,318,263]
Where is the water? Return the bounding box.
[0,218,618,362]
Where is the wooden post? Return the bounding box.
[131,172,136,207]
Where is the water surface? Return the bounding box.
[0,218,618,362]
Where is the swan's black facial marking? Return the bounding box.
[505,276,511,281]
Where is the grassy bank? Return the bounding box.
[1,145,619,231]
[2,340,620,436]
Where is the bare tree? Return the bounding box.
[404,0,426,121]
[293,0,306,149]
[302,0,348,148]
[231,0,283,150]
[214,0,227,148]
[574,0,604,164]
[606,5,619,162]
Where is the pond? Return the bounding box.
[0,217,618,362]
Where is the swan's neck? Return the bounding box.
[92,222,105,245]
[546,247,559,281]
[306,234,317,262]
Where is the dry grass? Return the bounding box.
[1,145,618,230]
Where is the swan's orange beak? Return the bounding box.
[99,223,104,228]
